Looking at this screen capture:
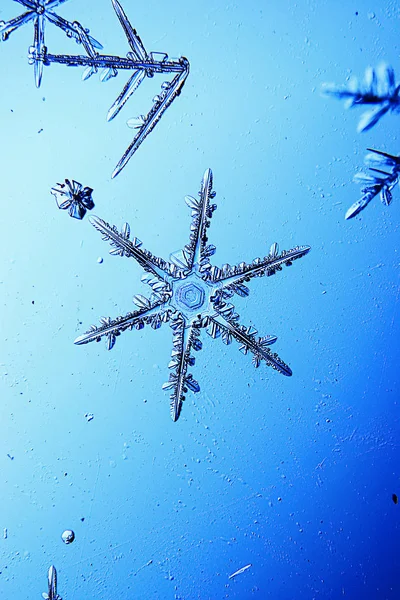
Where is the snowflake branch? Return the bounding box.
[111,0,147,61]
[322,64,400,132]
[169,168,217,274]
[1,11,34,41]
[346,147,400,219]
[112,62,189,178]
[208,244,310,298]
[162,314,202,421]
[74,298,171,350]
[207,312,291,376]
[89,216,182,282]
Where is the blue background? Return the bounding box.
[0,0,399,598]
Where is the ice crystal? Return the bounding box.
[322,64,400,132]
[51,179,94,220]
[0,0,102,88]
[42,565,62,600]
[346,148,400,219]
[0,0,189,177]
[75,170,310,422]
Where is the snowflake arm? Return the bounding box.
[111,63,189,178]
[107,69,147,121]
[74,297,170,350]
[208,310,291,376]
[90,216,182,283]
[111,0,147,61]
[209,244,310,298]
[169,169,217,276]
[0,10,33,41]
[183,169,216,272]
[44,8,102,49]
[162,314,202,421]
[105,0,148,120]
[32,12,45,87]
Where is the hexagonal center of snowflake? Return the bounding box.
[176,282,205,310]
[170,273,219,324]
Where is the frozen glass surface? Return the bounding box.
[0,1,399,599]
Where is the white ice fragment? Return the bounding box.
[228,563,252,579]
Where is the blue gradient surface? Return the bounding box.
[0,1,399,598]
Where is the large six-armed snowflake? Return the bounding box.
[75,170,310,421]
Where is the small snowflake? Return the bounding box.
[51,179,94,220]
[75,170,310,421]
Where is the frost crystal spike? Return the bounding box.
[75,170,310,421]
[0,0,190,177]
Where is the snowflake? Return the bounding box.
[0,0,189,177]
[0,0,101,87]
[75,170,310,421]
[51,179,94,220]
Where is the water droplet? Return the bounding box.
[61,530,75,544]
[97,257,103,264]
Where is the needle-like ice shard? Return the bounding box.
[228,563,252,579]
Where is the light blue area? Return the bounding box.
[0,0,399,598]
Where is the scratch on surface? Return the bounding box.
[134,559,153,576]
[349,427,358,442]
